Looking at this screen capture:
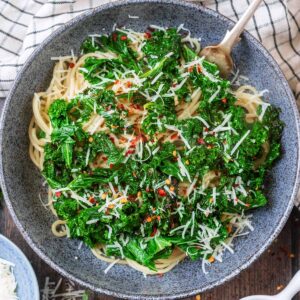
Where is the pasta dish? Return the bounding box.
[29,25,283,275]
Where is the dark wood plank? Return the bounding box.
[1,201,299,299]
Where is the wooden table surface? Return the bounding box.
[0,202,300,300]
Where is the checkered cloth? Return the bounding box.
[0,0,299,205]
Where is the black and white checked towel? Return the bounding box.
[0,0,299,205]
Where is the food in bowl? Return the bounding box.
[29,25,283,275]
[0,258,18,299]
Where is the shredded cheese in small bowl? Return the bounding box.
[0,258,18,300]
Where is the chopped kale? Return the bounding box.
[38,27,284,272]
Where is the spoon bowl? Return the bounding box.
[201,0,263,77]
[200,45,233,77]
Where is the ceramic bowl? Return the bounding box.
[0,234,39,300]
[1,1,299,299]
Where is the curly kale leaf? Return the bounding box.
[48,99,68,128]
[54,197,78,220]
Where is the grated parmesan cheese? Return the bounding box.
[230,130,251,156]
[104,259,120,274]
[41,277,87,300]
[149,24,166,31]
[164,124,191,149]
[193,116,210,128]
[0,258,18,300]
[208,86,221,103]
[151,72,163,85]
[128,15,139,19]
[177,153,192,182]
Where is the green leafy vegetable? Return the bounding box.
[37,26,284,273]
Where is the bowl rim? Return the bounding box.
[0,234,40,300]
[0,0,299,299]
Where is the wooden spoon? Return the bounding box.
[200,0,264,78]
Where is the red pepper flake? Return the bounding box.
[109,163,114,169]
[276,285,284,291]
[130,137,137,146]
[126,194,135,201]
[105,209,111,215]
[102,156,108,161]
[120,35,127,41]
[117,103,125,110]
[125,149,135,156]
[197,138,205,145]
[69,62,75,68]
[188,66,193,73]
[89,197,96,204]
[150,227,157,237]
[144,32,152,39]
[105,105,112,112]
[197,65,202,73]
[145,216,152,223]
[233,183,239,188]
[126,81,132,88]
[131,103,141,110]
[109,136,115,143]
[55,191,61,197]
[221,98,227,104]
[204,127,209,132]
[158,188,167,197]
[112,33,118,42]
[140,134,147,142]
[170,133,178,140]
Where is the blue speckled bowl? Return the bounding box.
[0,1,299,299]
[0,234,39,300]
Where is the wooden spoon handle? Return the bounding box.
[220,0,264,53]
